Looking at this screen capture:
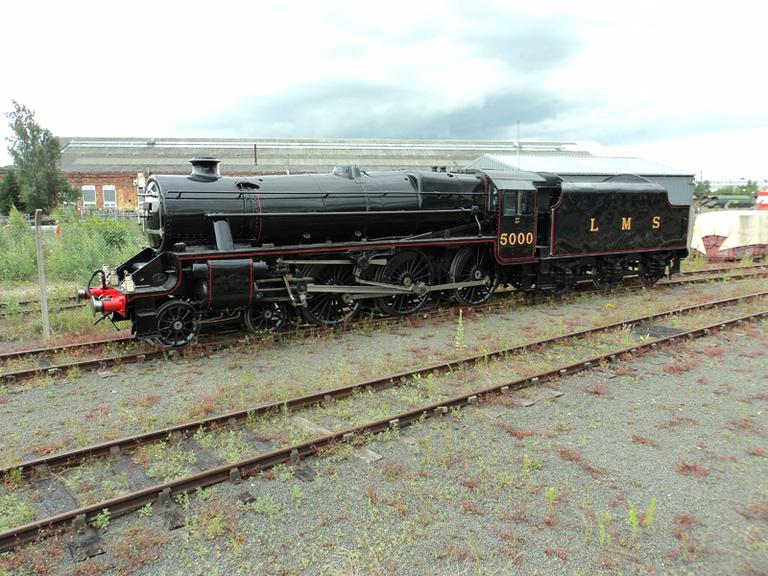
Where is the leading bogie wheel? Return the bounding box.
[376,250,433,315]
[245,301,288,333]
[450,246,498,306]
[155,300,200,347]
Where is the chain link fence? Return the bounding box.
[0,208,144,350]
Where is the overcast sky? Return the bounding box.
[1,0,766,181]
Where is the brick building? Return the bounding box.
[59,137,593,212]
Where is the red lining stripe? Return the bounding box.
[207,261,212,310]
[248,258,253,307]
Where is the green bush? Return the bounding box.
[0,206,37,281]
[47,217,143,281]
[0,212,144,284]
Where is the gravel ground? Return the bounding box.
[0,275,765,470]
[1,277,767,575]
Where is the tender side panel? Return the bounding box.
[551,189,688,257]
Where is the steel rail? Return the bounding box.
[0,335,134,364]
[0,307,765,553]
[2,266,765,379]
[0,302,84,319]
[4,288,766,481]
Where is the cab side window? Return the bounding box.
[503,190,532,216]
[503,191,518,216]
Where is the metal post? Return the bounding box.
[34,209,51,340]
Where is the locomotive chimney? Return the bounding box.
[189,157,221,181]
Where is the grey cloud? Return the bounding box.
[183,7,585,141]
[187,81,567,140]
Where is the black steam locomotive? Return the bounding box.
[80,158,690,346]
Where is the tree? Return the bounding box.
[713,181,758,197]
[5,100,70,213]
[694,180,711,198]
[60,180,79,206]
[0,168,23,215]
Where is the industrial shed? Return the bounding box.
[59,137,595,211]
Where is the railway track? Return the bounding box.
[0,297,81,320]
[0,259,758,312]
[0,262,763,321]
[0,289,765,553]
[1,264,766,383]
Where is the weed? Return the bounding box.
[460,478,479,492]
[671,515,704,560]
[643,497,657,528]
[627,502,639,537]
[273,463,294,481]
[585,383,610,396]
[522,453,542,473]
[598,512,613,545]
[2,468,23,488]
[461,499,481,515]
[91,508,110,531]
[195,500,235,540]
[0,494,36,531]
[544,547,569,563]
[555,445,601,477]
[631,434,660,448]
[702,346,725,357]
[661,358,699,375]
[497,423,536,440]
[546,486,558,513]
[65,366,82,381]
[675,459,710,477]
[243,494,282,521]
[454,308,465,350]
[133,441,197,483]
[612,367,635,377]
[726,417,755,432]
[133,394,160,409]
[291,484,305,508]
[365,485,380,506]
[658,416,697,430]
[737,503,768,521]
[138,503,153,518]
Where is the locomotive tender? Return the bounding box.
[80,158,690,346]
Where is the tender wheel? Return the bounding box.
[450,246,498,306]
[638,257,665,288]
[244,301,287,333]
[593,259,624,291]
[508,265,536,292]
[552,265,575,295]
[376,250,433,315]
[155,300,200,347]
[301,263,360,326]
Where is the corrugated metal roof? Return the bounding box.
[58,137,591,174]
[466,154,694,177]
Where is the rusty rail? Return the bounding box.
[0,306,765,553]
[4,289,766,480]
[2,266,765,380]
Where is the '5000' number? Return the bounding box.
[499,232,534,246]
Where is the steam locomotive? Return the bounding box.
[79,158,690,346]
